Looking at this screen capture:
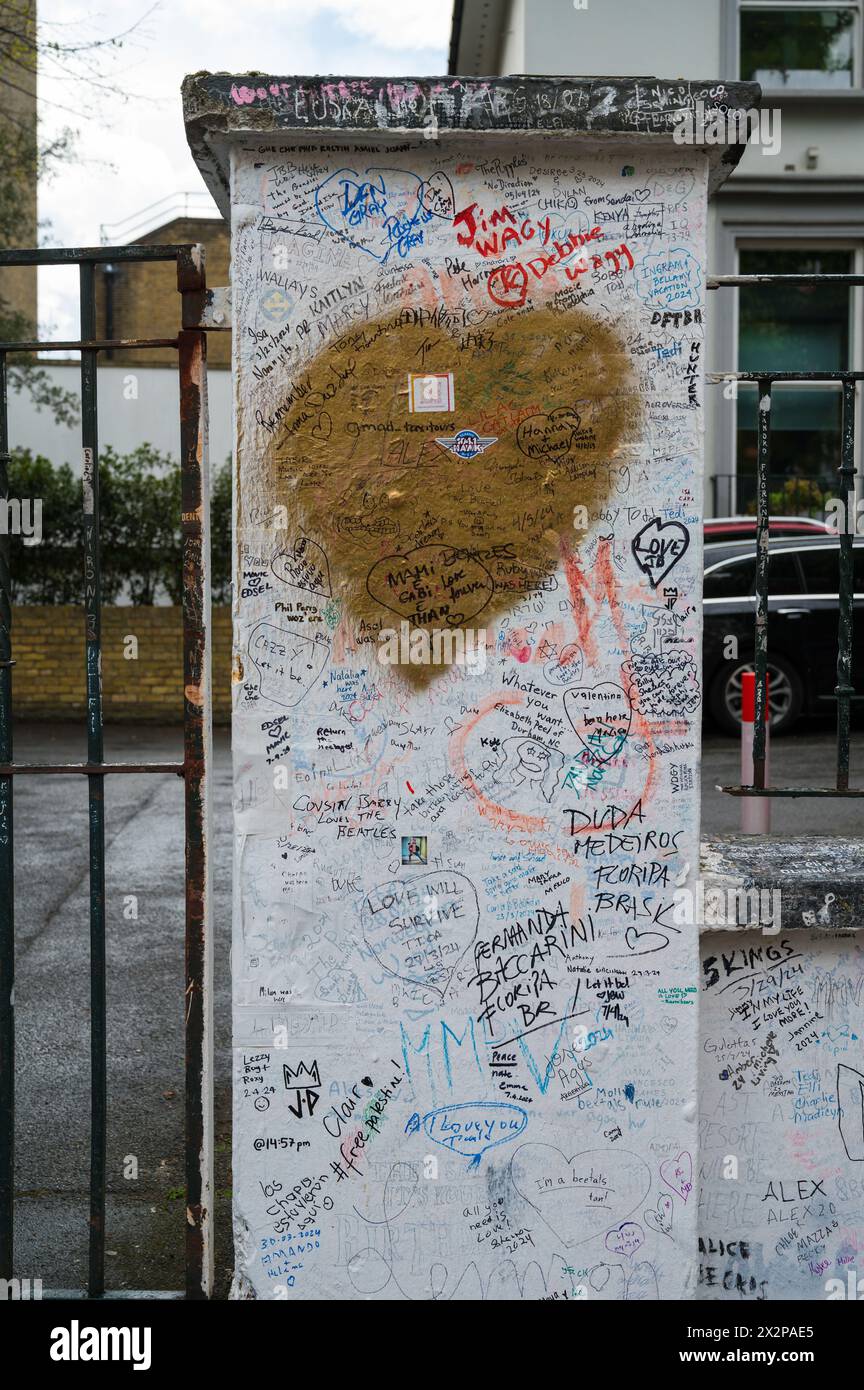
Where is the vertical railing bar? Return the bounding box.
[80,262,107,1298]
[836,378,857,792]
[752,377,771,791]
[0,352,14,1279]
[177,246,214,1299]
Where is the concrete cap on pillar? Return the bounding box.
[181,73,762,216]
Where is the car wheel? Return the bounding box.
[709,655,804,735]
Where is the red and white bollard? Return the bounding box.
[740,670,771,834]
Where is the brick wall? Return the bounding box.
[11,606,232,722]
[94,216,231,369]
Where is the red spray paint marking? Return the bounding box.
[341,1128,365,1176]
[449,692,548,835]
[448,537,660,852]
[506,628,533,663]
[406,781,415,794]
[560,535,658,814]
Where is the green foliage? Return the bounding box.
[210,455,232,605]
[741,7,855,83]
[743,476,829,519]
[7,447,232,604]
[100,445,183,605]
[0,1,142,426]
[1,109,80,425]
[767,477,827,514]
[6,448,83,602]
[6,350,82,430]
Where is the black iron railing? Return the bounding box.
[707,272,864,799]
[0,244,214,1297]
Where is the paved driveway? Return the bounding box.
[10,721,233,1296]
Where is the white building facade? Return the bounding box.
[8,362,232,478]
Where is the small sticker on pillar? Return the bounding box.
[401,835,428,865]
[260,287,294,323]
[82,447,95,515]
[408,372,454,413]
[436,430,497,460]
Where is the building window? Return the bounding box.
[739,3,860,88]
[735,246,854,513]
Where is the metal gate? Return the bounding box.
[707,270,864,801]
[0,243,216,1298]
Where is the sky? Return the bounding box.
[37,0,453,337]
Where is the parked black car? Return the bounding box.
[703,536,864,734]
[704,515,835,544]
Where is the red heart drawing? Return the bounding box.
[660,1151,693,1203]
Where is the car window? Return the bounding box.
[798,546,842,594]
[704,556,757,598]
[766,551,803,594]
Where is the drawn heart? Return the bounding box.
[626,1261,660,1300]
[271,536,331,597]
[631,518,690,588]
[660,1016,678,1035]
[543,642,584,687]
[509,1144,652,1247]
[644,1194,674,1236]
[420,171,455,220]
[263,304,639,688]
[563,682,632,762]
[360,872,478,997]
[246,622,330,709]
[516,407,583,459]
[660,1151,693,1203]
[605,1221,645,1258]
[624,925,669,955]
[366,545,494,628]
[588,1263,617,1293]
[311,411,332,441]
[837,1063,864,1161]
[632,188,651,202]
[314,166,427,263]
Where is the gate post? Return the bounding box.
[177,245,215,1299]
[183,72,758,1300]
[0,353,13,1281]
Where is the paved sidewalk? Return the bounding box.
[10,721,233,1296]
[701,722,864,836]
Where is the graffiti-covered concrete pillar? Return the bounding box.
[183,73,759,1300]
